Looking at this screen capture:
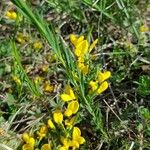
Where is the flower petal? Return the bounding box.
[64,109,73,117]
[75,40,89,57]
[53,111,63,124]
[78,137,85,144]
[22,144,33,150]
[97,81,109,94]
[41,144,51,150]
[68,101,79,114]
[60,94,73,102]
[73,127,81,139]
[98,71,111,83]
[22,133,30,143]
[47,119,55,129]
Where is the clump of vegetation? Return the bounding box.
[0,0,149,150]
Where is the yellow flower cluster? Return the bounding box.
[47,86,79,128]
[41,85,84,149]
[59,85,85,149]
[89,71,111,94]
[5,10,17,20]
[60,85,79,118]
[22,126,51,150]
[22,85,85,150]
[70,34,98,75]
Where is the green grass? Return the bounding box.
[0,0,150,149]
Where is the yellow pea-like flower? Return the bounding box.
[97,81,109,94]
[70,34,84,47]
[64,109,72,117]
[72,127,85,144]
[28,137,35,148]
[22,133,30,143]
[74,40,89,57]
[97,71,111,83]
[77,62,89,75]
[64,101,79,117]
[22,133,35,149]
[6,11,17,20]
[22,144,34,150]
[65,116,76,127]
[89,81,98,92]
[76,36,85,46]
[37,125,47,140]
[53,110,63,124]
[59,146,68,150]
[72,127,81,139]
[71,127,85,149]
[67,101,79,114]
[60,85,76,102]
[41,144,51,150]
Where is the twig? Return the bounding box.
[103,99,122,122]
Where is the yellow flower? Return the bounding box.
[43,81,54,93]
[89,39,98,52]
[70,127,85,149]
[33,41,42,50]
[60,137,71,149]
[41,144,51,150]
[22,133,35,149]
[22,144,34,150]
[64,101,79,117]
[12,75,21,85]
[47,119,55,130]
[22,133,30,143]
[97,71,111,83]
[140,25,149,32]
[60,85,76,102]
[65,116,76,127]
[89,81,98,92]
[77,62,89,75]
[97,81,109,94]
[74,40,89,57]
[53,110,63,124]
[59,146,68,150]
[70,34,84,47]
[78,56,84,63]
[37,125,47,140]
[6,11,17,20]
